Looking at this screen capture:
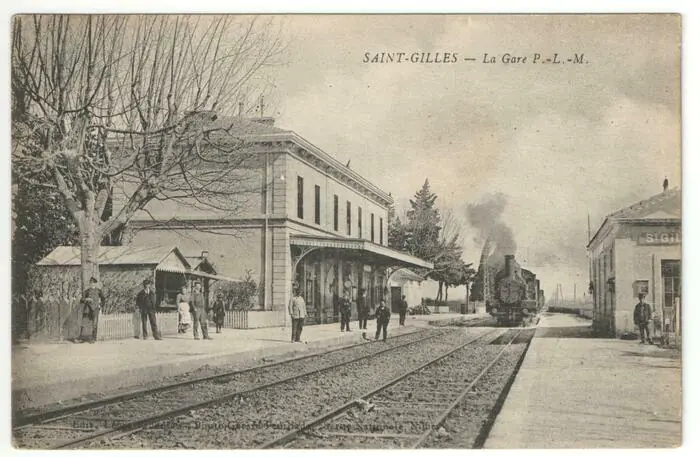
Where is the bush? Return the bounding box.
[211,270,258,311]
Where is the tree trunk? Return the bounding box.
[79,216,101,291]
[445,285,449,302]
[436,281,443,301]
[466,282,470,313]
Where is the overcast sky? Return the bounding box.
[259,14,680,300]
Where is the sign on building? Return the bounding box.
[637,232,681,245]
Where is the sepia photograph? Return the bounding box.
[7,9,686,451]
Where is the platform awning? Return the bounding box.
[290,235,433,270]
[185,270,243,283]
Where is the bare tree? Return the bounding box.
[432,209,465,301]
[12,15,286,288]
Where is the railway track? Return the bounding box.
[260,327,533,449]
[13,327,477,449]
[14,328,431,428]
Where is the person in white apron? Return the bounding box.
[177,285,192,334]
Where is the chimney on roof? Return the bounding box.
[663,176,669,192]
[251,117,276,126]
[238,101,245,118]
[183,110,218,125]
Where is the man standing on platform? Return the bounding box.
[375,299,391,342]
[340,292,352,332]
[136,278,161,340]
[289,289,307,343]
[357,288,369,330]
[81,276,105,343]
[633,293,653,344]
[399,294,408,326]
[191,281,212,340]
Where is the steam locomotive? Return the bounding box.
[486,254,542,326]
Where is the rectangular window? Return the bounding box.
[333,195,339,231]
[346,201,352,236]
[661,260,681,308]
[314,185,321,225]
[380,217,384,245]
[297,176,304,219]
[371,213,375,242]
[358,207,362,238]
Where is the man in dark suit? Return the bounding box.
[375,299,391,342]
[357,288,369,330]
[340,292,352,332]
[633,293,653,344]
[398,295,409,326]
[136,278,161,340]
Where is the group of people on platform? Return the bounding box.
[288,288,409,343]
[75,277,227,343]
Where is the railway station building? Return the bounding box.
[114,114,433,327]
[587,187,681,341]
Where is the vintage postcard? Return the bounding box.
[9,13,681,450]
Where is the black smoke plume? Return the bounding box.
[467,192,517,270]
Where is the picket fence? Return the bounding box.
[97,310,251,341]
[12,293,251,343]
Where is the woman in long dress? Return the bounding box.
[212,292,226,333]
[176,285,192,334]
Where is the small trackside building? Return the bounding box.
[587,187,681,340]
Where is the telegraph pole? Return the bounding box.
[587,214,592,242]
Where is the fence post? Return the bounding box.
[57,297,63,342]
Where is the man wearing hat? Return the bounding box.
[289,288,307,343]
[190,281,212,340]
[81,276,105,343]
[375,299,391,342]
[136,278,161,340]
[633,293,653,344]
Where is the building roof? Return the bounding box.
[587,187,681,248]
[390,268,426,283]
[37,245,242,283]
[208,115,291,136]
[185,256,217,274]
[37,245,191,268]
[207,115,393,207]
[606,187,681,220]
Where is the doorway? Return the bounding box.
[661,260,681,339]
[390,286,402,313]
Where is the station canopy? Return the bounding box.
[290,235,434,270]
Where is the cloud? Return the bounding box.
[268,15,680,298]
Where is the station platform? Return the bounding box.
[484,313,682,448]
[12,312,481,412]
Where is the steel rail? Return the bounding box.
[258,327,502,449]
[14,327,431,429]
[45,327,457,449]
[410,327,524,448]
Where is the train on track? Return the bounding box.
[485,254,543,326]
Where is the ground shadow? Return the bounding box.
[535,325,600,339]
[618,349,681,360]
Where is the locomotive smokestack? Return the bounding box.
[505,255,516,276]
